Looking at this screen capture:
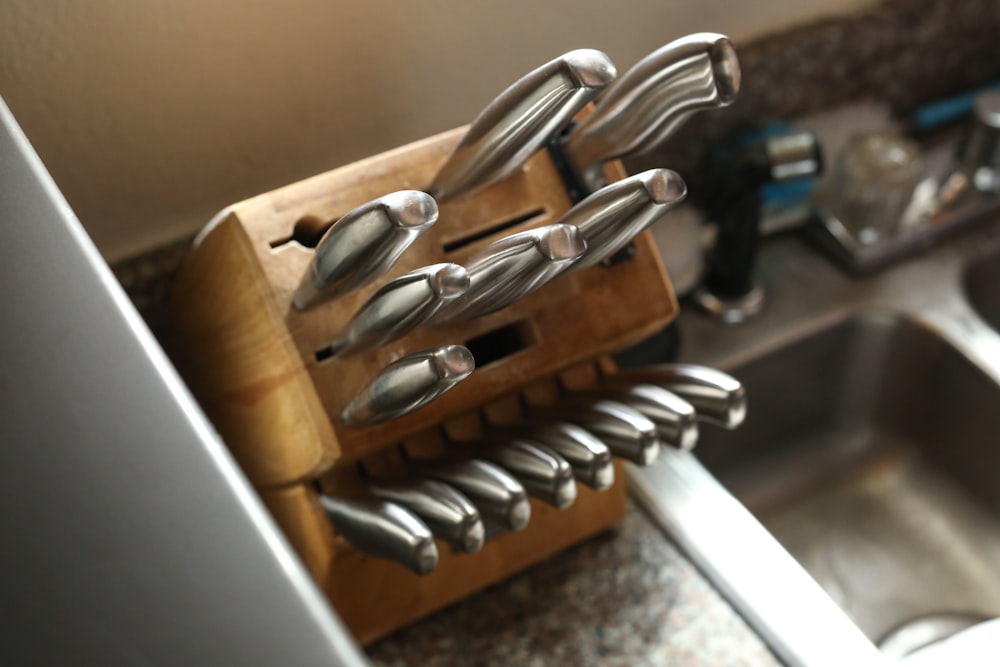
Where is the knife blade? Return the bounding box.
[340,345,475,426]
[325,263,470,357]
[292,190,438,310]
[563,33,740,190]
[616,364,747,429]
[318,495,438,575]
[367,478,485,554]
[434,222,586,322]
[556,168,686,271]
[428,49,616,203]
[414,458,531,532]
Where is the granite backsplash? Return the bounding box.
[113,0,1000,327]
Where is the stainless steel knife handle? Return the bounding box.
[618,364,747,429]
[564,33,740,189]
[597,382,699,450]
[558,168,686,271]
[367,478,485,554]
[435,223,586,322]
[429,49,616,203]
[292,190,438,310]
[479,439,577,509]
[340,345,475,425]
[327,263,470,357]
[543,398,661,466]
[503,421,614,491]
[414,458,531,532]
[318,495,438,575]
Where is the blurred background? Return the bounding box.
[0,0,871,263]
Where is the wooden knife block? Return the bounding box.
[168,124,679,645]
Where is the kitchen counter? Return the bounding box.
[366,502,780,667]
[46,3,1000,662]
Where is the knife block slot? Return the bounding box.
[441,206,547,254]
[168,119,678,645]
[269,214,332,249]
[313,344,337,364]
[463,319,536,368]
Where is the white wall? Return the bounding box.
[0,0,871,261]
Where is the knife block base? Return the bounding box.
[168,119,678,645]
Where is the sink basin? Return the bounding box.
[695,312,1000,645]
[965,252,1000,333]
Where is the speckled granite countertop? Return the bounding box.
[366,501,780,667]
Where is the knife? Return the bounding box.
[616,364,747,429]
[557,168,686,271]
[318,495,438,575]
[562,33,741,191]
[428,49,616,203]
[340,345,475,426]
[292,190,439,310]
[539,398,661,465]
[477,438,577,509]
[434,223,586,322]
[595,382,699,450]
[414,458,531,532]
[367,478,485,554]
[501,421,615,491]
[325,263,470,357]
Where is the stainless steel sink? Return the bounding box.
[630,221,1000,667]
[696,312,1000,644]
[966,251,1000,334]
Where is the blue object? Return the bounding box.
[911,81,1000,132]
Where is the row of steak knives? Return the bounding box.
[322,364,746,574]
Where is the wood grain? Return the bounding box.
[168,213,339,487]
[168,117,679,644]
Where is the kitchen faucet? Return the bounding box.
[692,130,823,323]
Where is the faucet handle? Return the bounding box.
[694,130,823,323]
[958,90,1000,192]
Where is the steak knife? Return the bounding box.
[557,168,686,271]
[434,223,586,322]
[318,495,438,575]
[340,345,475,425]
[367,478,485,554]
[414,458,531,532]
[326,263,469,357]
[616,364,747,429]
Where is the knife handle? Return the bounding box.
[340,345,475,426]
[564,33,740,190]
[429,49,616,203]
[326,263,470,358]
[478,439,577,509]
[367,478,485,554]
[617,364,747,429]
[541,398,661,466]
[497,421,615,491]
[434,223,586,322]
[293,190,438,310]
[414,458,531,532]
[318,495,438,575]
[557,168,686,272]
[594,382,699,450]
